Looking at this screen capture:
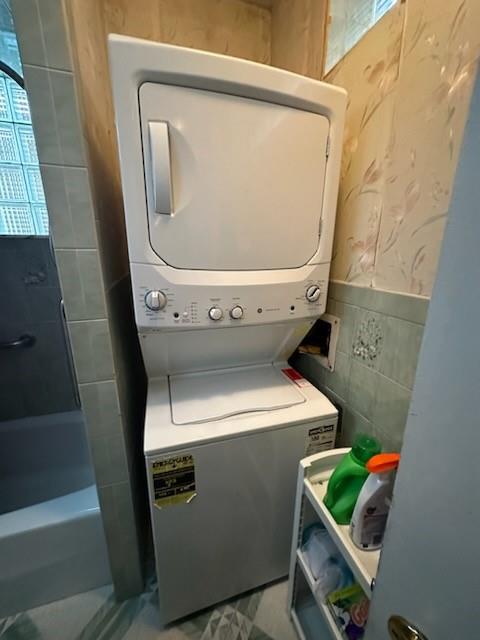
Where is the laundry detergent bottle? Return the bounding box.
[324,434,381,525]
[350,453,400,550]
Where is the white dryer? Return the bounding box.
[109,35,346,623]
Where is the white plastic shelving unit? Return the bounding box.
[287,448,380,639]
[296,549,343,640]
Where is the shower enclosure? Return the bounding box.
[0,3,110,617]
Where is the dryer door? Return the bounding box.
[139,83,329,271]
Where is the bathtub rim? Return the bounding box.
[0,484,101,538]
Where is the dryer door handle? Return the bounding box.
[149,121,173,215]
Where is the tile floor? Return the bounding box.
[0,578,297,640]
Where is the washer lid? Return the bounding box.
[169,364,305,425]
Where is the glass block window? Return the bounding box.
[0,122,20,162]
[32,204,49,235]
[0,77,11,120]
[0,163,28,200]
[0,0,48,236]
[0,203,35,234]
[325,0,397,73]
[16,124,38,163]
[7,80,31,123]
[24,166,45,203]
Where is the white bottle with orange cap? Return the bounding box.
[350,453,400,551]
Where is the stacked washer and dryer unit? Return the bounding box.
[109,35,346,624]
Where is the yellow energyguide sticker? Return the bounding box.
[151,455,196,508]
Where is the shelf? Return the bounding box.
[291,608,307,640]
[304,475,380,596]
[296,550,344,640]
[289,449,380,640]
[292,594,332,640]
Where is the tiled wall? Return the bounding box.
[0,236,77,420]
[11,0,145,599]
[293,282,429,452]
[326,0,480,296]
[301,2,478,450]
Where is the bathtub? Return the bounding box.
[0,410,111,617]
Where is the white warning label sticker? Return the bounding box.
[305,424,335,456]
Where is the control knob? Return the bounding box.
[306,285,321,303]
[145,290,167,311]
[208,306,224,321]
[230,305,244,320]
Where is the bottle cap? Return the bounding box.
[366,453,400,473]
[351,434,382,465]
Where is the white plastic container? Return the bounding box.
[350,454,400,551]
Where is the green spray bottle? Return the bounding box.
[324,434,381,525]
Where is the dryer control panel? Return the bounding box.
[131,263,330,331]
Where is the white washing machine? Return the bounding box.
[145,363,337,622]
[109,35,346,623]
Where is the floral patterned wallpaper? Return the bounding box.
[326,0,480,296]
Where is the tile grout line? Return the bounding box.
[40,162,88,169]
[23,61,73,74]
[55,247,101,252]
